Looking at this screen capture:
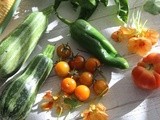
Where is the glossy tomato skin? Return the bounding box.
[74,85,90,101]
[68,55,85,70]
[132,53,160,90]
[61,77,77,94]
[55,61,70,77]
[85,57,101,73]
[56,43,72,59]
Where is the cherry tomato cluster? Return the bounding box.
[54,43,109,101]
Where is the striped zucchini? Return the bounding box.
[0,44,54,120]
[0,0,21,34]
[0,5,54,79]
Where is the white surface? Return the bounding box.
[1,0,160,120]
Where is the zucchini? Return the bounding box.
[0,0,21,34]
[0,5,54,79]
[0,44,55,120]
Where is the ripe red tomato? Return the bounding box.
[85,57,101,73]
[56,43,72,59]
[68,54,85,70]
[132,53,160,90]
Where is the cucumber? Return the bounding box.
[0,5,54,79]
[0,44,54,120]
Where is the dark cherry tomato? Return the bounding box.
[68,54,85,70]
[79,72,93,87]
[85,57,101,73]
[93,79,109,95]
[56,43,72,59]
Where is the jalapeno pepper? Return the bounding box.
[56,13,129,69]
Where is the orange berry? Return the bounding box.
[61,77,76,94]
[74,85,90,101]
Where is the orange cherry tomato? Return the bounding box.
[55,61,70,77]
[85,57,101,73]
[93,79,109,95]
[61,77,77,94]
[74,85,90,101]
[132,53,160,90]
[79,72,93,87]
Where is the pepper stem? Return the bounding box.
[56,12,72,25]
[43,44,55,59]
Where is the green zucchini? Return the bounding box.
[0,44,54,120]
[0,5,54,79]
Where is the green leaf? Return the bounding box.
[64,97,79,109]
[143,0,160,15]
[114,0,129,23]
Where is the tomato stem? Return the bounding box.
[146,64,153,70]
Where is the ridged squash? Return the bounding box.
[0,5,54,79]
[0,44,54,120]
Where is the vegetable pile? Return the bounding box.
[0,0,160,119]
[40,43,109,119]
[56,13,129,69]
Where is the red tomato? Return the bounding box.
[85,57,101,73]
[68,54,85,70]
[79,72,93,87]
[132,53,160,90]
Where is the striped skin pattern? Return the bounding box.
[0,0,15,24]
[0,45,54,120]
[0,11,48,79]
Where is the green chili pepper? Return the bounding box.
[56,13,129,69]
